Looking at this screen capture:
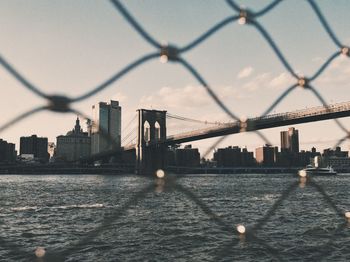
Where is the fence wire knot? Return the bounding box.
[341,46,350,56]
[239,116,250,132]
[160,44,179,63]
[238,9,253,25]
[297,77,309,88]
[47,95,71,113]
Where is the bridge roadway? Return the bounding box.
[86,101,350,161]
[163,101,350,145]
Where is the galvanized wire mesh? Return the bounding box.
[0,0,349,260]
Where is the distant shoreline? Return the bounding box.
[0,165,349,175]
[169,166,350,174]
[0,165,134,175]
[168,166,300,174]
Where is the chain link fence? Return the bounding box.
[0,0,349,260]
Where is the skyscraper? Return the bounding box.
[91,100,121,154]
[280,127,299,154]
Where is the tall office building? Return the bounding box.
[280,127,299,154]
[20,135,49,163]
[255,144,278,166]
[91,100,121,154]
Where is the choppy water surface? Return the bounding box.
[0,173,349,261]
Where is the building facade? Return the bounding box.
[214,146,255,167]
[326,156,350,170]
[91,100,121,154]
[255,145,278,166]
[56,117,91,162]
[167,145,200,167]
[0,138,16,163]
[294,147,321,167]
[322,146,350,170]
[322,146,348,158]
[20,135,49,163]
[280,127,299,154]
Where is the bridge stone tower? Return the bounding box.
[136,109,167,175]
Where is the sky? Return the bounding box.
[1,0,350,157]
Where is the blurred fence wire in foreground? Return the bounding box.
[0,0,349,260]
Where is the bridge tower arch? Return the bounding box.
[136,109,167,175]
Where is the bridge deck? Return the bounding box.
[93,101,350,159]
[164,101,350,145]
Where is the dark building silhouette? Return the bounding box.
[167,149,176,166]
[326,156,350,170]
[256,145,278,166]
[321,146,350,170]
[280,127,299,153]
[276,151,292,166]
[20,135,49,163]
[167,145,200,167]
[322,146,348,158]
[56,117,91,162]
[241,148,255,166]
[277,147,320,167]
[213,146,255,167]
[295,147,321,167]
[276,127,300,166]
[0,138,16,163]
[214,146,241,167]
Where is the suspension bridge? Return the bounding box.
[87,101,350,174]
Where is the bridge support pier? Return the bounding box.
[136,109,167,175]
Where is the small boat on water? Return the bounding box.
[298,164,337,176]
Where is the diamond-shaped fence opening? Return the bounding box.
[0,0,350,261]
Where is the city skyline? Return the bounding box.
[5,113,350,161]
[1,101,350,157]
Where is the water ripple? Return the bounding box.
[0,174,349,261]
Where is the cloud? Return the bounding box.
[269,72,294,88]
[237,66,254,79]
[243,72,271,91]
[139,85,240,110]
[242,72,294,91]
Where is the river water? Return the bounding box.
[0,173,349,261]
